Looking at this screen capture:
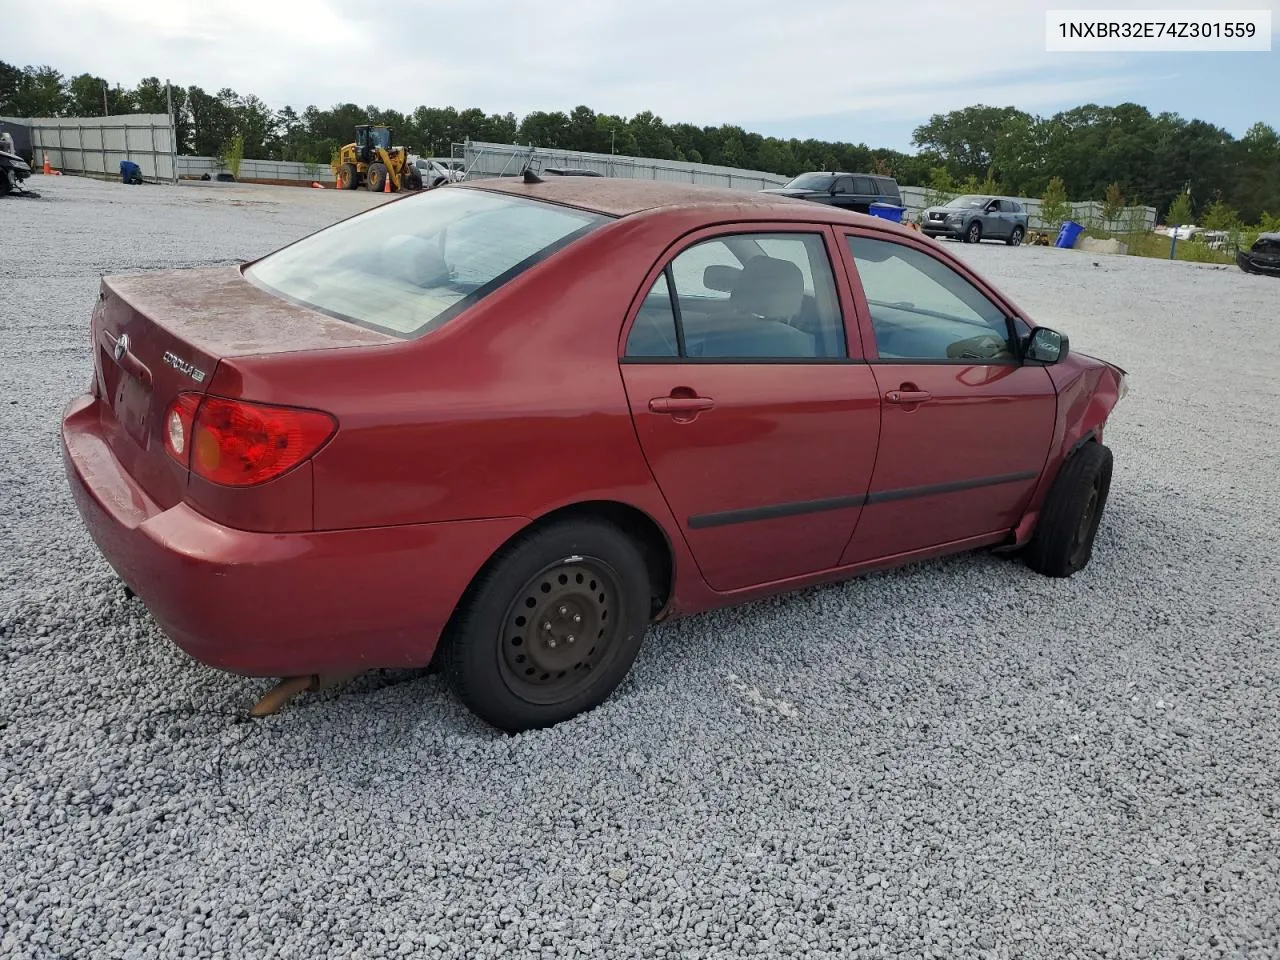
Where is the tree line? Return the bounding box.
[3,61,1276,223]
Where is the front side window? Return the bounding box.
[624,233,846,361]
[246,188,609,338]
[846,236,1015,362]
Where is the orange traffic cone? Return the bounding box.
[382,174,391,194]
[311,181,324,189]
[42,153,52,175]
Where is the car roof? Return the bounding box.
[463,176,893,223]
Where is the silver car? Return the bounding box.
[921,195,1029,245]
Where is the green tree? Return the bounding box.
[1200,198,1239,231]
[66,73,110,116]
[912,105,1035,181]
[922,167,957,208]
[1039,176,1071,229]
[1166,189,1193,226]
[11,65,67,116]
[0,60,22,114]
[1102,182,1125,223]
[719,136,746,168]
[217,133,244,179]
[517,110,570,149]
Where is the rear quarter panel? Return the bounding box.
[218,216,692,538]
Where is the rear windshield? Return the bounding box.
[245,188,610,338]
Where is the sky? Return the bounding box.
[6,0,1278,151]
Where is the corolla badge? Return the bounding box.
[113,333,129,362]
[162,350,207,383]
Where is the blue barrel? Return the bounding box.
[1055,220,1085,248]
[868,202,906,223]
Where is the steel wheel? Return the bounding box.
[1067,479,1102,570]
[498,558,628,705]
[442,517,652,731]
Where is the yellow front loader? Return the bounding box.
[332,125,422,192]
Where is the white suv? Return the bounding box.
[411,156,466,188]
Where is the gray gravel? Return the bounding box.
[2,176,1279,960]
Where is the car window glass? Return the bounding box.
[659,233,846,360]
[624,272,679,358]
[248,190,608,338]
[852,177,875,194]
[832,177,853,194]
[846,236,1014,362]
[668,239,739,300]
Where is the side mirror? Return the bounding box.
[1025,327,1069,364]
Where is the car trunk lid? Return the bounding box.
[92,265,396,509]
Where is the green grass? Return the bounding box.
[1117,232,1235,264]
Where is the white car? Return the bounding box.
[411,156,466,188]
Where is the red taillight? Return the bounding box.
[163,394,336,487]
[163,393,200,464]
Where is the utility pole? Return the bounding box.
[102,80,109,117]
[166,79,177,184]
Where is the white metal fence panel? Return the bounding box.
[453,140,790,191]
[0,114,177,181]
[176,155,336,183]
[899,184,1157,231]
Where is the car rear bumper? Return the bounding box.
[62,393,526,677]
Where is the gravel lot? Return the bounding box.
[2,176,1278,960]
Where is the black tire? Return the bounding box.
[407,169,423,191]
[1007,226,1025,246]
[1024,442,1113,577]
[432,176,448,189]
[367,162,388,192]
[441,518,652,732]
[0,171,11,196]
[338,162,359,190]
[965,220,982,244]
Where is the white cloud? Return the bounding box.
[6,0,1278,127]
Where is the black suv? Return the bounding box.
[761,172,902,214]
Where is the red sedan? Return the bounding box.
[62,176,1127,731]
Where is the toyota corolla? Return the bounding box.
[62,176,1127,731]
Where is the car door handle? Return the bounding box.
[884,390,932,404]
[649,396,715,414]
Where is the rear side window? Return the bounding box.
[851,176,875,195]
[246,189,609,338]
[624,232,846,361]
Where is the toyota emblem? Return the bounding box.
[113,333,129,362]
